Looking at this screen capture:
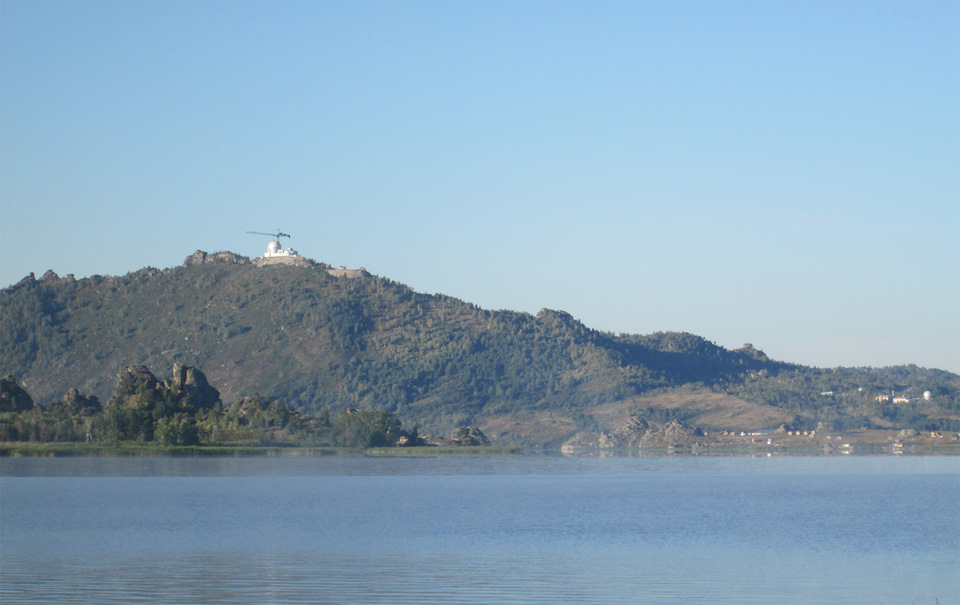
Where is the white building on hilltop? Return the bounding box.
[248,229,306,267]
[263,239,298,258]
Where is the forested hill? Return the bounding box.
[2,251,957,444]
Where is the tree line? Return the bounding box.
[0,367,489,448]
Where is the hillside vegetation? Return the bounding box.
[2,251,958,445]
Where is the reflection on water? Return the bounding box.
[2,456,958,604]
[2,452,957,477]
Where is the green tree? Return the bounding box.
[333,409,402,447]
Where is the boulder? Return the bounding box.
[108,365,161,408]
[168,363,220,411]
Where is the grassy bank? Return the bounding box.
[0,442,523,458]
[0,442,344,457]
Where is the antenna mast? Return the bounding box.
[246,229,291,240]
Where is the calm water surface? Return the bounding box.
[1,455,957,604]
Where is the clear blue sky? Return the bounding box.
[2,1,958,372]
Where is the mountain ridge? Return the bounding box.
[2,250,957,445]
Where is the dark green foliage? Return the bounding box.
[333,409,402,447]
[94,405,155,444]
[200,394,312,445]
[154,414,199,446]
[0,375,35,412]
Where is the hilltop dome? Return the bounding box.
[267,240,280,254]
[924,391,932,400]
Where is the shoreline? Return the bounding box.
[0,442,525,458]
[2,441,956,457]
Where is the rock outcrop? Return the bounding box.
[735,342,770,362]
[637,419,703,447]
[0,375,35,412]
[168,363,220,411]
[561,418,703,452]
[536,308,576,327]
[61,388,102,415]
[450,426,490,446]
[183,250,249,266]
[108,365,162,408]
[109,363,220,411]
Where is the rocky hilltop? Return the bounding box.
[1,250,958,446]
[183,250,250,266]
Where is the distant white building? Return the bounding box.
[250,238,307,268]
[263,240,298,258]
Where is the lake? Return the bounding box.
[1,454,957,604]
